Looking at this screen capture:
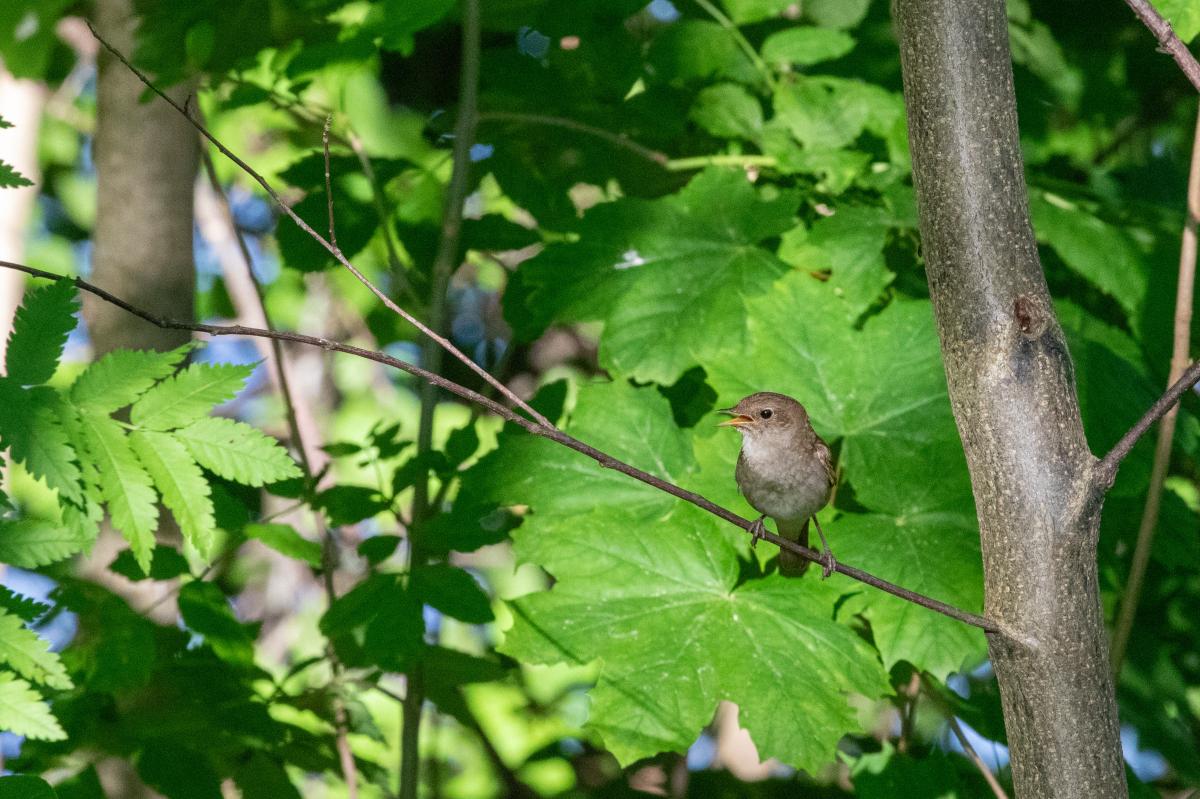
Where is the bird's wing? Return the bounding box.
[817,438,836,487]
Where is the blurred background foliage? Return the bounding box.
[0,0,1198,796]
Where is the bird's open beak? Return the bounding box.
[717,409,753,427]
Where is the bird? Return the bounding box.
[719,392,837,578]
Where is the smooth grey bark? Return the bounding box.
[87,0,197,355]
[893,1,1127,797]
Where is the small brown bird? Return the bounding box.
[719,392,837,577]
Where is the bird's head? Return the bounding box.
[717,392,808,441]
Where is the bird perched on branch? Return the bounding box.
[719,392,837,577]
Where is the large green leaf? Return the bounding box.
[476,381,890,770]
[0,672,65,741]
[5,279,77,385]
[0,519,83,568]
[173,417,301,487]
[79,412,159,573]
[0,609,72,689]
[70,346,190,413]
[131,362,254,431]
[130,431,217,558]
[3,388,84,504]
[509,168,799,384]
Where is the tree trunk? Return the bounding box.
[893,1,1127,797]
[87,0,197,355]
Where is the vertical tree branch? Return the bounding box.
[1110,105,1200,675]
[894,0,1126,796]
[402,3,481,797]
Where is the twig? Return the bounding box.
[0,259,1001,635]
[84,20,554,431]
[665,154,778,172]
[477,111,669,166]
[1097,357,1200,483]
[919,674,1009,799]
[1109,105,1200,674]
[1123,0,1200,93]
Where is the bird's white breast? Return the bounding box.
[737,434,830,522]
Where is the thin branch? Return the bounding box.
[84,20,554,431]
[1097,357,1200,483]
[1110,105,1200,674]
[0,259,1001,635]
[477,111,669,166]
[323,115,339,253]
[919,674,1009,799]
[1123,0,1200,93]
[665,154,778,172]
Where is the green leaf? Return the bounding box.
[173,417,301,487]
[0,585,51,623]
[803,0,871,28]
[1152,0,1200,42]
[5,278,77,385]
[130,431,217,557]
[689,83,763,142]
[0,672,65,740]
[177,581,256,665]
[510,169,799,384]
[137,741,223,799]
[411,564,494,623]
[79,412,159,572]
[5,389,84,504]
[315,484,390,525]
[647,20,760,85]
[109,544,191,581]
[1029,191,1147,327]
[0,519,83,567]
[320,574,424,671]
[719,0,791,24]
[476,382,889,769]
[0,609,72,689]
[233,752,302,799]
[70,346,190,412]
[852,744,961,798]
[761,28,856,67]
[0,775,58,799]
[131,361,255,431]
[0,159,33,189]
[244,523,322,568]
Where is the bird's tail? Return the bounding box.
[777,517,810,577]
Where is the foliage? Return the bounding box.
[0,0,1197,796]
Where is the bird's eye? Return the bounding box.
[760,408,773,419]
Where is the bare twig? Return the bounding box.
[323,115,338,253]
[1109,106,1200,674]
[477,111,669,166]
[84,20,553,431]
[918,674,1009,799]
[1123,0,1200,93]
[1097,358,1200,482]
[0,259,1000,635]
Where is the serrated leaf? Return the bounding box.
[131,361,255,431]
[0,585,51,623]
[78,412,158,572]
[9,397,84,505]
[0,609,72,689]
[689,83,763,142]
[130,431,217,557]
[510,169,799,384]
[0,672,66,740]
[109,544,191,581]
[5,279,77,385]
[244,523,322,568]
[474,382,889,769]
[0,519,82,567]
[70,346,190,413]
[173,417,301,487]
[0,159,33,189]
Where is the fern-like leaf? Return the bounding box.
[9,395,84,505]
[70,345,190,413]
[0,586,51,624]
[174,417,301,487]
[130,431,217,558]
[131,361,254,431]
[5,279,77,385]
[0,672,65,740]
[0,519,83,567]
[0,610,72,690]
[79,412,158,572]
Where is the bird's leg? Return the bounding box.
[811,515,837,579]
[748,515,768,549]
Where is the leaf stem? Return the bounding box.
[665,154,778,172]
[691,0,778,91]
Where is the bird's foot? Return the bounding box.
[748,515,767,549]
[820,549,837,580]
